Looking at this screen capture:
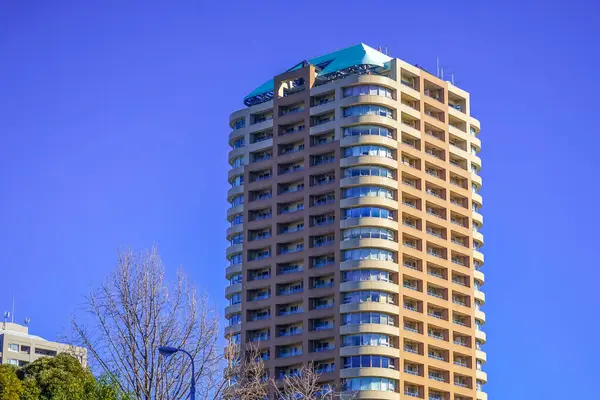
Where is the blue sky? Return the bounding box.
[1,0,598,397]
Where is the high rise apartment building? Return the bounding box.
[225,43,486,400]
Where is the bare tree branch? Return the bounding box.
[72,246,221,400]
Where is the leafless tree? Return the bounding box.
[222,342,270,400]
[71,246,222,400]
[276,362,349,400]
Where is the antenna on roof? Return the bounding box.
[24,317,31,325]
[385,46,388,56]
[436,57,440,78]
[440,67,444,80]
[451,73,455,85]
[378,45,382,52]
[11,295,15,323]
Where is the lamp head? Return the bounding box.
[158,346,179,357]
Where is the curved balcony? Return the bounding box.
[344,73,398,90]
[472,191,483,206]
[339,345,399,359]
[476,369,488,384]
[470,117,481,131]
[226,224,243,238]
[471,153,482,167]
[341,114,397,132]
[228,165,245,181]
[340,280,399,294]
[228,127,245,143]
[225,264,242,279]
[471,134,482,150]
[473,230,484,245]
[340,238,399,253]
[475,329,487,343]
[226,243,243,258]
[227,146,247,163]
[224,303,241,317]
[475,309,486,323]
[340,301,399,316]
[341,134,398,150]
[472,210,484,226]
[341,390,399,400]
[227,204,244,219]
[340,259,399,274]
[340,176,398,192]
[340,155,398,170]
[476,349,487,363]
[339,94,398,112]
[224,323,241,337]
[473,250,485,264]
[474,269,485,284]
[340,217,398,231]
[340,367,400,381]
[471,172,483,187]
[225,283,242,297]
[474,289,486,304]
[340,196,398,211]
[477,391,488,400]
[339,323,400,338]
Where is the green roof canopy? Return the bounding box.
[243,43,392,106]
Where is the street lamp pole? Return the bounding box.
[158,346,195,400]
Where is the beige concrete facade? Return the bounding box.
[0,322,86,367]
[226,48,485,400]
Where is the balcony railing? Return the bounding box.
[428,374,445,382]
[428,332,444,340]
[428,353,444,361]
[404,346,418,354]
[428,312,444,320]
[279,350,303,358]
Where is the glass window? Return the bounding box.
[343,105,393,118]
[344,166,393,178]
[229,253,242,266]
[231,137,245,149]
[343,145,393,158]
[230,175,244,187]
[343,248,395,262]
[342,186,394,200]
[230,156,244,168]
[233,118,245,130]
[230,214,243,226]
[342,269,390,282]
[343,125,393,138]
[230,233,243,245]
[228,313,241,325]
[8,344,18,352]
[342,290,394,305]
[229,273,242,285]
[230,195,244,207]
[343,207,393,220]
[342,377,397,392]
[343,85,393,98]
[229,293,241,305]
[342,312,394,326]
[342,227,395,241]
